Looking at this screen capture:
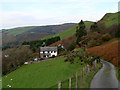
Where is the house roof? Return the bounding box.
[40,47,57,51]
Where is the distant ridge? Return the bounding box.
[2,23,76,47]
[2,12,119,48]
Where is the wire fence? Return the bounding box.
[57,60,101,89]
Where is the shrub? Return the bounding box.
[90,22,100,33]
[86,32,103,47]
[64,55,74,64]
[88,40,97,48]
[102,33,112,41]
[67,43,76,51]
[118,68,120,80]
[86,39,119,67]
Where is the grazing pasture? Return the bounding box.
[2,57,86,88]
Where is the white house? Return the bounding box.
[40,47,57,58]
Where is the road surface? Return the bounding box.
[90,60,119,88]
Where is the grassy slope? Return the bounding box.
[41,26,76,40]
[2,57,86,88]
[50,62,102,88]
[42,11,119,40]
[42,21,94,40]
[3,23,76,37]
[98,12,119,28]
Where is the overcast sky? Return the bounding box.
[0,0,119,29]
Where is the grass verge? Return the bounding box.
[80,63,102,88]
[50,63,102,88]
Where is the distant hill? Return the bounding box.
[42,12,119,46]
[2,12,119,48]
[2,23,76,47]
[42,21,94,40]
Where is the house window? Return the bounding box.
[48,51,49,53]
[51,51,53,53]
[43,51,45,53]
[54,51,56,53]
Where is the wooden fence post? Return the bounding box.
[95,60,97,69]
[83,67,84,79]
[85,66,87,75]
[84,66,86,76]
[88,65,90,73]
[76,72,78,89]
[81,71,82,80]
[58,81,61,90]
[69,77,71,90]
[80,70,82,86]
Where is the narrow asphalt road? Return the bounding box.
[90,60,119,88]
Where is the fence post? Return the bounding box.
[83,67,84,79]
[88,65,90,73]
[76,72,78,89]
[69,77,71,90]
[84,66,86,76]
[58,81,61,90]
[80,70,82,86]
[81,71,82,80]
[95,60,97,69]
[85,66,87,75]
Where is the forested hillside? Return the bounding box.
[2,23,76,48]
[2,12,120,50]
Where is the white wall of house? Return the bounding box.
[40,52,43,54]
[45,51,48,53]
[40,51,57,57]
[50,51,57,57]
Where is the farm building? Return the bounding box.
[40,47,57,58]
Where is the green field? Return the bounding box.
[50,63,102,88]
[42,21,94,40]
[2,57,86,88]
[2,48,102,88]
[41,26,76,40]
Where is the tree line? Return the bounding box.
[65,20,119,51]
[2,46,32,75]
[22,36,60,52]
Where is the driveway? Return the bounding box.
[90,60,119,88]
